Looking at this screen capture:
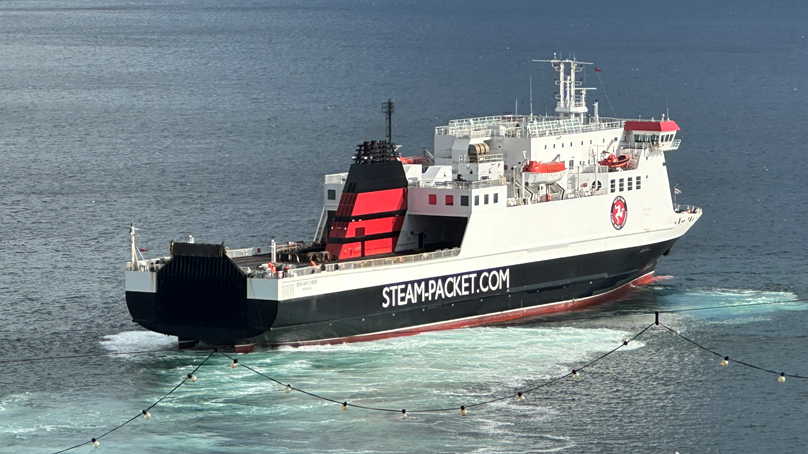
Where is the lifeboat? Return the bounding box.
[598,154,630,169]
[522,160,567,185]
[399,156,432,166]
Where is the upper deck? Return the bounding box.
[126,58,699,283]
[128,244,462,281]
[435,115,624,140]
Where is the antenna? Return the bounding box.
[381,99,394,144]
[529,75,534,117]
[129,223,139,267]
[666,93,670,119]
[533,56,594,121]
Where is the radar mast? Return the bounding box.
[533,56,596,122]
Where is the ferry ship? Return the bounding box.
[124,58,701,350]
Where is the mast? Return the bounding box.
[533,56,596,122]
[382,99,394,144]
[129,223,139,267]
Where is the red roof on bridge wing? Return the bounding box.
[624,120,680,132]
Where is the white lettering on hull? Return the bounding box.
[381,268,510,308]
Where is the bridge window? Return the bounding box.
[461,195,469,206]
[445,194,454,205]
[327,189,336,200]
[429,194,437,205]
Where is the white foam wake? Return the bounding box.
[100,330,177,353]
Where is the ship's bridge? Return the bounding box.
[623,119,681,152]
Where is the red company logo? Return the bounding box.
[610,196,628,230]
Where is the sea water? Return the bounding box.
[1,0,808,452]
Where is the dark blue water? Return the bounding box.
[2,0,808,452]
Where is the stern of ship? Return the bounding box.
[125,242,278,348]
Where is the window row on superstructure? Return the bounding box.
[634,133,675,143]
[427,192,500,207]
[610,176,642,193]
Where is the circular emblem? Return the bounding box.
[610,196,628,230]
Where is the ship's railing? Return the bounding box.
[472,153,504,163]
[128,257,170,272]
[436,115,530,138]
[446,115,527,129]
[527,118,583,136]
[505,194,559,206]
[410,177,506,190]
[527,119,624,138]
[471,128,495,139]
[225,241,305,259]
[131,246,461,278]
[332,248,461,272]
[674,204,701,214]
[264,248,462,279]
[226,247,259,258]
[622,141,653,150]
[436,126,504,139]
[436,116,624,139]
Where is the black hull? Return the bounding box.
[126,239,677,347]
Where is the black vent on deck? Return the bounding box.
[352,140,398,164]
[156,252,247,328]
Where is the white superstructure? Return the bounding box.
[125,58,702,348]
